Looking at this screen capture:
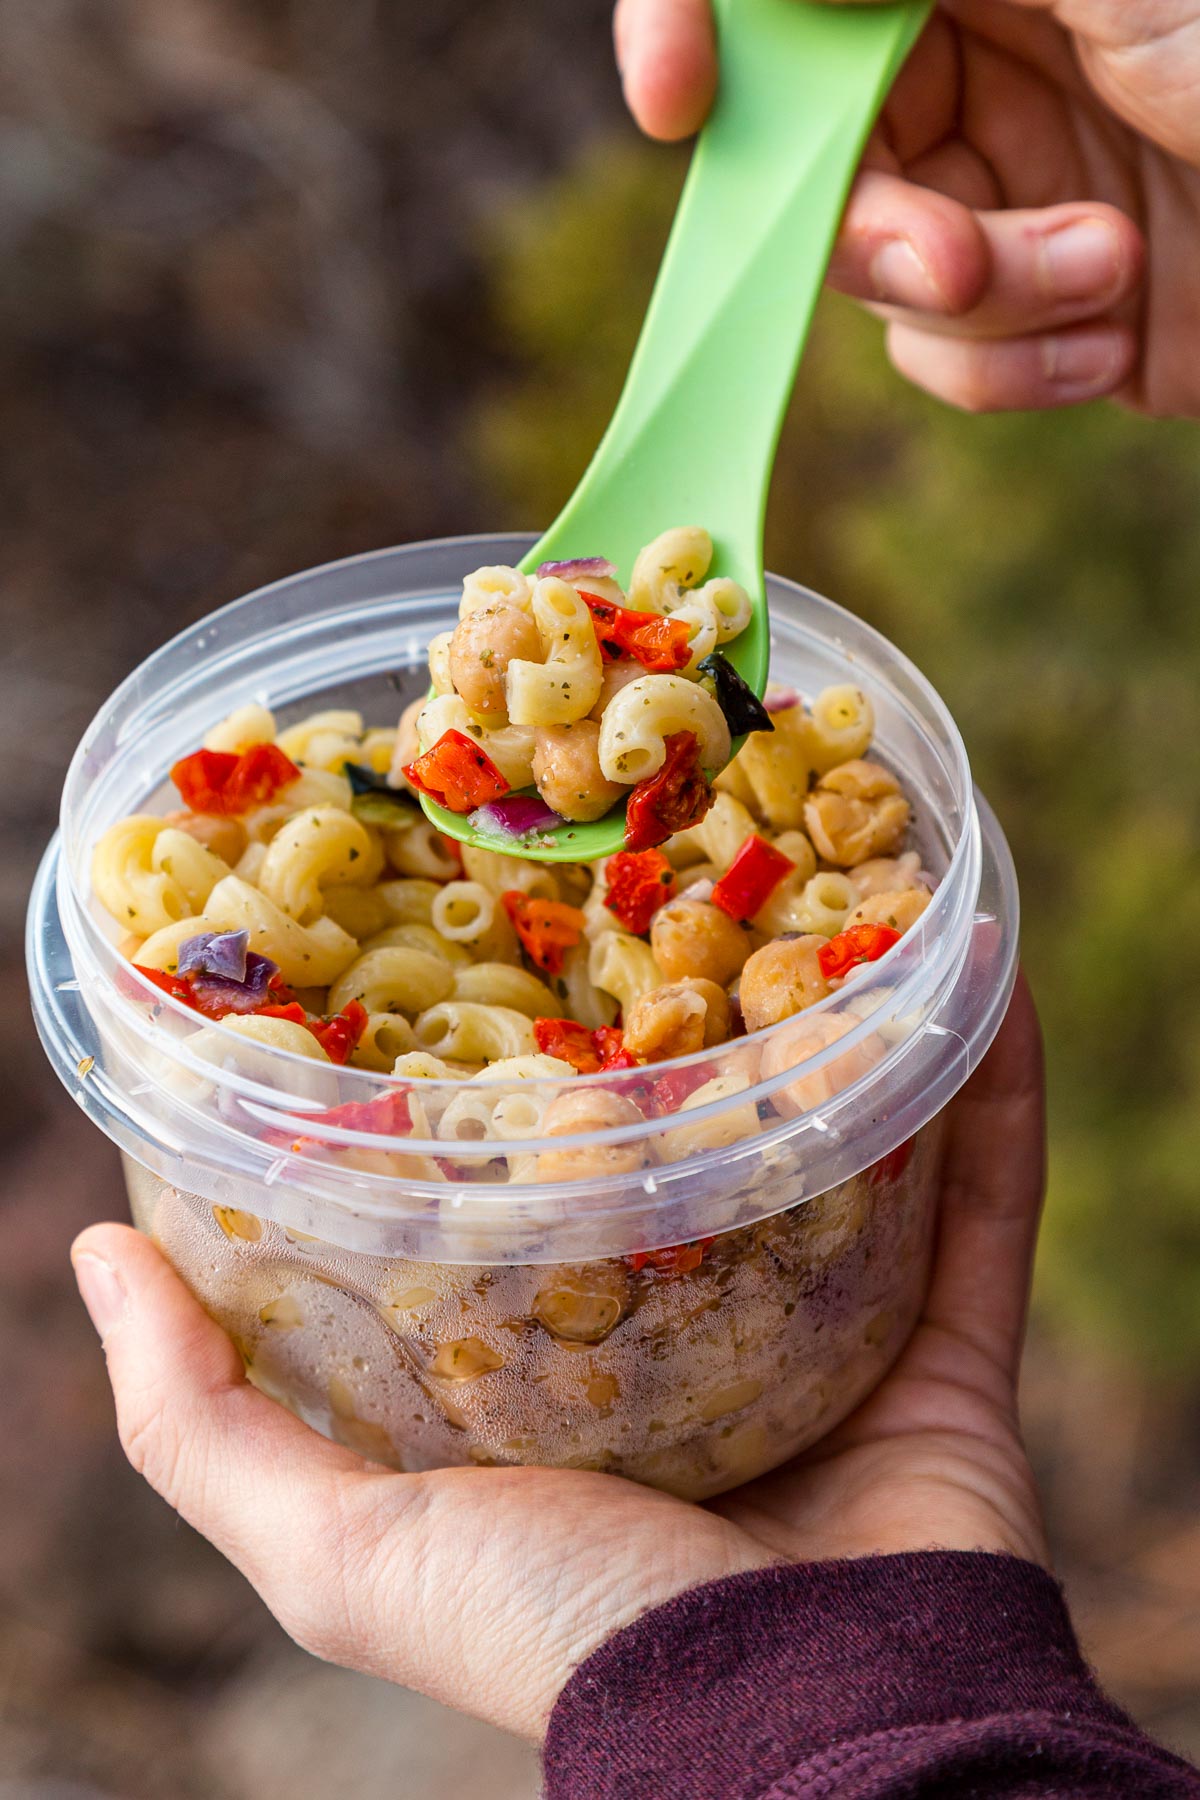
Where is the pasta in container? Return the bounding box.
[27,535,1018,1500]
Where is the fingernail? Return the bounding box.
[1041,327,1123,389]
[73,1253,128,1341]
[870,239,948,312]
[1039,221,1121,301]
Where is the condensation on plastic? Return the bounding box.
[28,534,1019,1267]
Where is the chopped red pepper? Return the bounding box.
[171,744,300,815]
[133,965,197,1008]
[711,833,795,923]
[867,1135,916,1187]
[257,1001,309,1027]
[604,848,676,935]
[307,999,369,1065]
[533,1018,638,1075]
[402,729,509,814]
[624,731,712,853]
[626,1236,714,1276]
[502,892,585,977]
[592,1025,638,1070]
[817,923,902,981]
[299,1089,412,1137]
[648,1063,712,1116]
[533,1017,600,1073]
[579,592,692,673]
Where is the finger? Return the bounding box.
[835,187,1144,338]
[72,1224,762,1740]
[885,316,1138,411]
[923,971,1045,1377]
[615,0,717,141]
[828,165,993,315]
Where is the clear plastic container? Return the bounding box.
[27,534,1018,1498]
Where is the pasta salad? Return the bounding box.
[91,548,933,1173]
[400,528,773,848]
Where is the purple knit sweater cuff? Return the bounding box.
[542,1550,1168,1800]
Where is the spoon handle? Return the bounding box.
[528,0,930,596]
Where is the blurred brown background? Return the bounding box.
[5,2,1200,1794]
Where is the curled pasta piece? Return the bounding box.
[725,704,813,833]
[150,828,230,915]
[385,818,464,883]
[789,870,858,939]
[628,526,712,611]
[427,630,456,698]
[375,878,441,924]
[675,791,759,873]
[92,817,186,938]
[505,578,603,727]
[203,703,276,754]
[321,883,394,940]
[327,947,456,1017]
[663,578,751,673]
[461,844,561,903]
[203,875,358,987]
[556,941,618,1031]
[241,767,352,844]
[436,1090,497,1144]
[805,684,875,773]
[459,564,532,619]
[412,1002,536,1063]
[392,1051,462,1081]
[432,881,519,962]
[275,709,364,764]
[351,1011,417,1071]
[258,806,377,924]
[362,922,472,966]
[658,1071,758,1161]
[598,674,730,786]
[452,963,562,1019]
[588,931,664,1017]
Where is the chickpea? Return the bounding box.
[850,850,923,899]
[738,935,830,1032]
[684,976,731,1046]
[448,602,543,716]
[532,1263,630,1344]
[845,887,931,935]
[623,982,708,1063]
[760,1012,887,1118]
[651,899,751,987]
[388,697,424,790]
[588,658,646,722]
[803,759,910,867]
[163,808,246,866]
[534,1090,652,1183]
[532,720,626,823]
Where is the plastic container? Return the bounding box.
[27,533,1018,1498]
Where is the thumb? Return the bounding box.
[70,1224,404,1662]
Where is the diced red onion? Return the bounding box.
[178,928,250,983]
[190,951,279,1013]
[468,794,565,840]
[763,686,800,714]
[535,557,617,583]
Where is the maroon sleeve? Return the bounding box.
[543,1550,1200,1799]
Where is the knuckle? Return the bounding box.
[118,1389,186,1501]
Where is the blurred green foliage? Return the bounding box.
[471,140,1200,1372]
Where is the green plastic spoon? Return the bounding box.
[422,0,930,863]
